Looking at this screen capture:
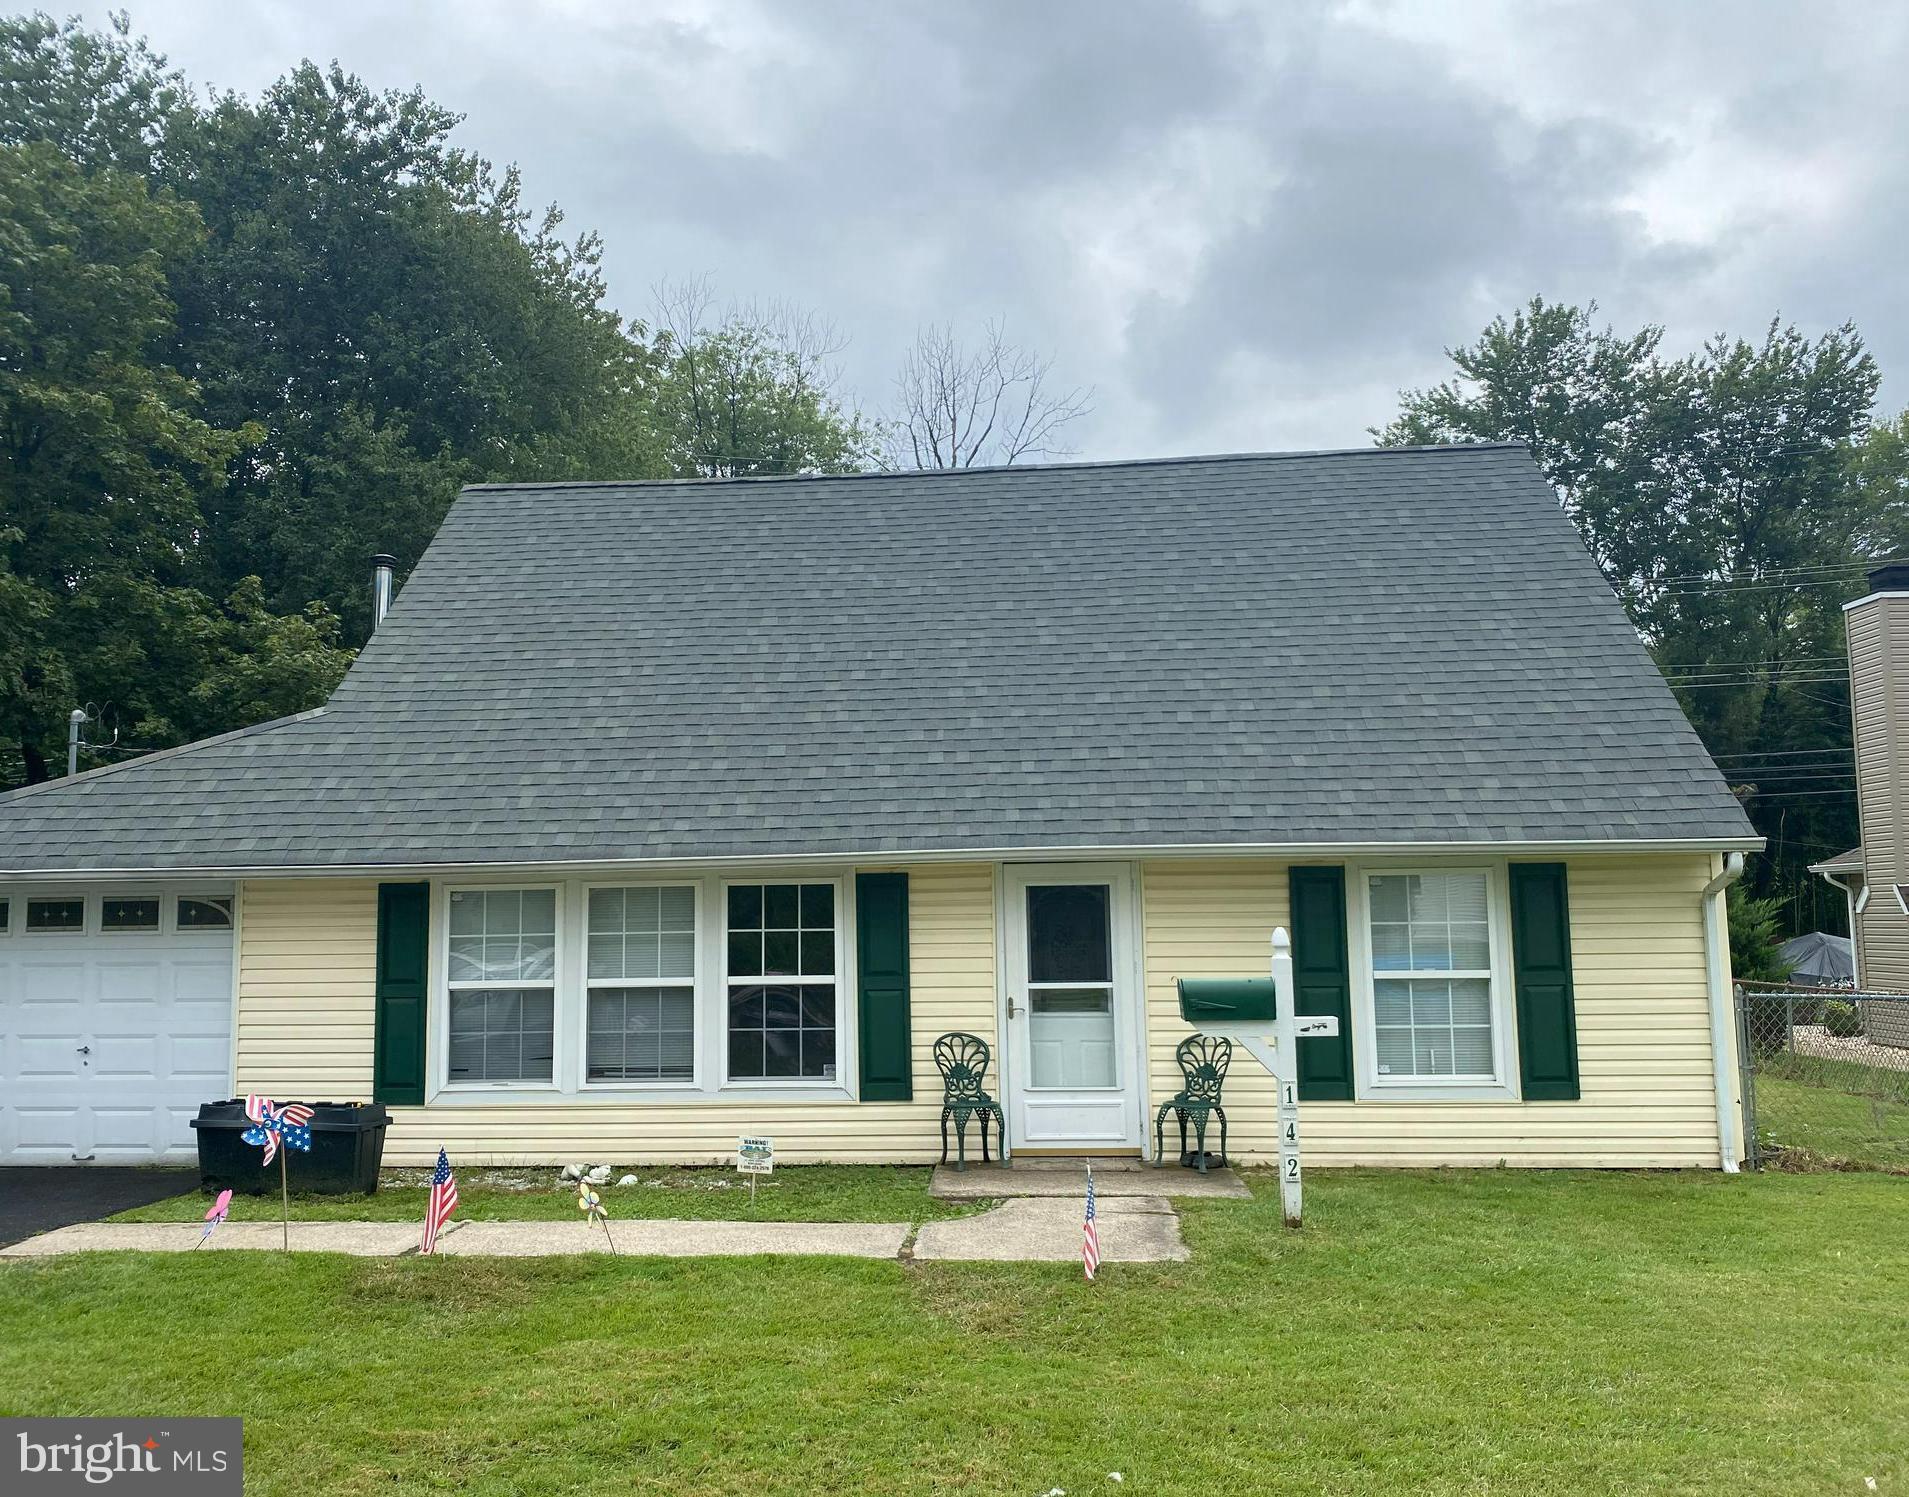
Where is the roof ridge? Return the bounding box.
[0,709,327,806]
[457,442,1530,493]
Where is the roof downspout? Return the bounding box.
[1702,851,1747,1173]
[1820,871,1864,988]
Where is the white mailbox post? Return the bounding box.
[1173,927,1337,1228]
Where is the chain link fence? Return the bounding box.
[1736,981,1909,1170]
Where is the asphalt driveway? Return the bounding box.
[0,1168,197,1249]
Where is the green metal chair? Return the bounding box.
[1155,1033,1231,1173]
[934,1032,1006,1171]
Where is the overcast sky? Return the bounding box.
[80,0,1909,460]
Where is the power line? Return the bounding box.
[1656,561,1873,585]
[1671,676,1849,690]
[1712,747,1854,759]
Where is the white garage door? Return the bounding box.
[0,886,235,1163]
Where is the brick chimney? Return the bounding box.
[1846,560,1909,990]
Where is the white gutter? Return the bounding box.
[0,834,1769,883]
[1701,851,1747,1173]
[1819,870,1864,989]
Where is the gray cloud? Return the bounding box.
[76,0,1909,458]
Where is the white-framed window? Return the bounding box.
[1894,884,1909,918]
[445,887,558,1085]
[1350,865,1516,1098]
[584,883,698,1085]
[722,880,841,1084]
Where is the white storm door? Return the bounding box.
[1002,865,1142,1152]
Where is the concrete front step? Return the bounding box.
[930,1161,1249,1201]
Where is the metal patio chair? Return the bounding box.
[933,1032,1006,1171]
[1155,1033,1231,1173]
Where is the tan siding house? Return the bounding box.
[1813,563,1909,993]
[0,448,1763,1169]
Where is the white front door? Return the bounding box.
[1002,864,1142,1152]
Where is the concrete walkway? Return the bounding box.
[0,1206,1190,1264]
[914,1197,1188,1263]
[0,1219,907,1259]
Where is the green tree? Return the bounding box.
[1380,300,1883,933]
[649,284,878,477]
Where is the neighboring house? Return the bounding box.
[0,446,1761,1170]
[1810,560,1909,992]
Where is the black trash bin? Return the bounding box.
[191,1100,391,1195]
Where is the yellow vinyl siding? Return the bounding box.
[1140,854,1724,1168]
[234,879,379,1098]
[235,865,996,1166]
[236,854,1726,1168]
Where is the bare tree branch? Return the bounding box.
[889,318,1093,469]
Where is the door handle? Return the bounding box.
[1007,997,1022,1019]
[76,1045,91,1055]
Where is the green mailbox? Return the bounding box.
[1176,977,1278,1025]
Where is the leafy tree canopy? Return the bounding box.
[0,13,873,786]
[1381,297,1904,935]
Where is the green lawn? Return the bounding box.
[110,1164,976,1225]
[9,1170,1909,1494]
[1756,1075,1909,1170]
[1754,1052,1909,1171]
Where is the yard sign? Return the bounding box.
[737,1135,773,1209]
[736,1136,774,1174]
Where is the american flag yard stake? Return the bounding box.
[421,1147,459,1255]
[1082,1162,1100,1281]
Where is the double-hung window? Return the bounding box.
[446,888,557,1083]
[725,882,838,1082]
[586,885,697,1084]
[1366,869,1501,1082]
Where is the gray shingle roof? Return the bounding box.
[0,445,1757,873]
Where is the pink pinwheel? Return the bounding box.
[195,1189,232,1249]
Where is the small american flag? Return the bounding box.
[421,1147,459,1255]
[1082,1162,1100,1281]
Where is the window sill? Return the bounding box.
[424,1084,857,1106]
[1360,1078,1519,1103]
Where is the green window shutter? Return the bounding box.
[1289,866,1354,1101]
[1509,863,1580,1101]
[855,872,913,1101]
[374,881,430,1105]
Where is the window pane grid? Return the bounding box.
[587,986,695,1083]
[726,882,837,1081]
[1368,871,1497,1082]
[448,889,557,986]
[447,987,555,1082]
[587,885,696,982]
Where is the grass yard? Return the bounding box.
[7,1170,1909,1495]
[110,1164,977,1224]
[1755,1051,1909,1171]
